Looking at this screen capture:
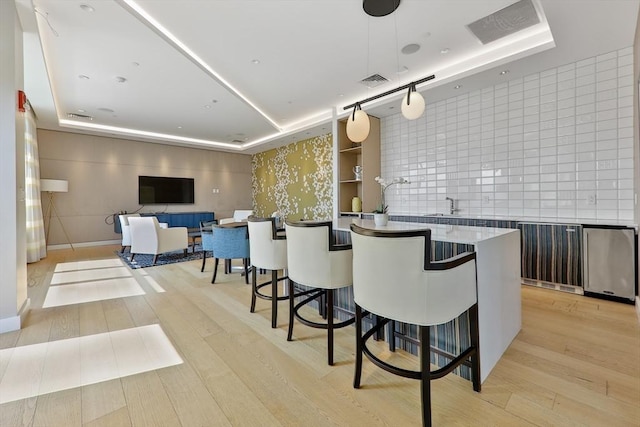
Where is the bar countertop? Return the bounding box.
[333,217,519,244]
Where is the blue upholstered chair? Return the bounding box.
[210,225,250,284]
[200,220,216,272]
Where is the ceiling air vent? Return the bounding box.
[231,139,244,143]
[66,112,93,120]
[467,0,540,45]
[360,73,389,89]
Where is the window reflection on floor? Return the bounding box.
[0,324,183,404]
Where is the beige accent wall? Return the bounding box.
[38,130,252,246]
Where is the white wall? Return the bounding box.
[382,47,635,223]
[0,0,29,334]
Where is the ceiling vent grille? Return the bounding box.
[467,0,540,45]
[360,74,389,88]
[66,112,93,120]
[231,139,244,143]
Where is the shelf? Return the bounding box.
[340,179,362,184]
[339,146,362,154]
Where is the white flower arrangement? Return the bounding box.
[373,176,410,213]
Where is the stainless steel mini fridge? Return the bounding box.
[582,225,637,303]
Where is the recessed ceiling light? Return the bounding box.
[251,59,260,64]
[177,126,183,129]
[115,76,127,83]
[454,85,462,89]
[499,70,510,75]
[204,105,212,109]
[212,99,218,103]
[78,74,90,79]
[79,4,95,12]
[401,43,420,55]
[440,48,451,54]
[338,93,344,97]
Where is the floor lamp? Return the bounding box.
[41,179,74,251]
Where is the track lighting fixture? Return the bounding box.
[343,74,434,142]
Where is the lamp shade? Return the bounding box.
[40,179,68,193]
[346,109,370,142]
[401,90,425,120]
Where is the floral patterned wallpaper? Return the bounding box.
[252,133,333,220]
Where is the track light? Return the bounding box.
[401,84,425,120]
[343,74,434,142]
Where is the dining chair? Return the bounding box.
[210,224,250,284]
[285,220,355,365]
[200,219,216,272]
[247,216,289,328]
[349,224,480,427]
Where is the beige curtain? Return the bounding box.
[24,105,46,262]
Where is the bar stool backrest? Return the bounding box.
[247,216,287,271]
[350,224,477,326]
[285,221,352,289]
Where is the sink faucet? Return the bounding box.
[445,197,458,215]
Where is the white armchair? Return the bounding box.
[118,214,140,253]
[218,209,253,224]
[128,216,188,265]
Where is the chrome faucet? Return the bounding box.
[445,197,458,215]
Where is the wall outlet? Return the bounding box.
[212,188,220,194]
[587,194,596,205]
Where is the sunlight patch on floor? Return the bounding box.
[0,324,183,404]
[43,277,146,308]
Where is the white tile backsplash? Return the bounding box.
[380,47,634,221]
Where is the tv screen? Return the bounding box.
[138,176,195,204]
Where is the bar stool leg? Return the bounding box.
[470,303,481,392]
[250,266,257,313]
[271,270,278,328]
[327,289,334,365]
[353,304,364,388]
[287,279,295,341]
[420,325,432,427]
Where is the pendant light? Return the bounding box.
[401,83,425,120]
[346,103,370,143]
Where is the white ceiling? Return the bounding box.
[16,0,640,154]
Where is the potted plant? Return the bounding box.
[373,176,410,226]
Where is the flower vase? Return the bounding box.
[373,213,388,226]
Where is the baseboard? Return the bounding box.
[521,278,584,295]
[0,315,20,334]
[636,296,640,324]
[47,239,120,251]
[0,298,32,334]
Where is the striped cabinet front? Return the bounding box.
[520,223,582,287]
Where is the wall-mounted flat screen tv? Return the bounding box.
[138,176,195,204]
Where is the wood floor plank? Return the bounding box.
[32,388,82,426]
[120,371,181,427]
[81,378,128,425]
[0,398,37,427]
[83,406,132,427]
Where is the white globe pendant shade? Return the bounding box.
[346,109,370,142]
[401,90,425,120]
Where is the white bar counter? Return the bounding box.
[334,218,521,383]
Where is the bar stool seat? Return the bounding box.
[349,224,481,427]
[285,220,355,366]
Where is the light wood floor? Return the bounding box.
[1,245,639,426]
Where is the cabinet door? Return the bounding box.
[520,223,582,286]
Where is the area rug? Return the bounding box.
[116,245,210,269]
